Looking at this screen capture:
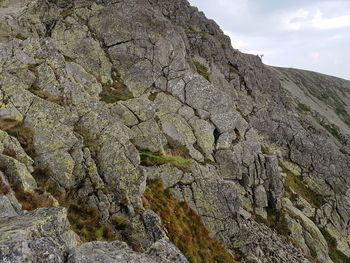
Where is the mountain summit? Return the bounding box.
[1,0,350,262]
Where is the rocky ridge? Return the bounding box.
[0,0,349,262]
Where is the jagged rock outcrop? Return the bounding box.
[1,0,350,262]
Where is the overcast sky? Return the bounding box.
[188,0,350,80]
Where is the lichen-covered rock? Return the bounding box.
[0,196,18,218]
[211,111,248,136]
[188,118,215,158]
[67,239,188,263]
[0,207,79,263]
[283,198,332,263]
[1,0,350,262]
[67,241,157,263]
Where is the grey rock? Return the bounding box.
[67,241,157,263]
[148,239,189,263]
[215,150,242,180]
[0,207,79,263]
[216,132,237,150]
[178,105,195,120]
[0,196,18,218]
[131,120,167,152]
[211,111,248,136]
[188,118,215,157]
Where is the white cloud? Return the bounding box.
[188,0,350,80]
[284,9,309,31]
[311,11,350,29]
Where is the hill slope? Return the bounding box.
[0,0,349,262]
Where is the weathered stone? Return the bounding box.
[215,150,242,180]
[131,120,167,153]
[154,92,182,116]
[148,238,189,263]
[185,75,229,113]
[145,164,183,188]
[67,241,156,263]
[211,111,248,136]
[254,185,268,208]
[159,113,196,146]
[122,96,155,122]
[109,103,139,127]
[0,106,23,130]
[216,132,236,150]
[178,105,195,120]
[283,198,332,263]
[0,207,79,263]
[0,154,37,191]
[0,196,18,218]
[189,118,215,157]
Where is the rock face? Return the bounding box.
[0,0,349,262]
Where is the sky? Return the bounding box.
[188,0,350,80]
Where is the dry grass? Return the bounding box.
[67,204,118,242]
[12,186,54,211]
[0,176,11,195]
[144,179,239,263]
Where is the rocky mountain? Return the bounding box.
[0,0,350,262]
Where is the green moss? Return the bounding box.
[140,150,191,171]
[186,27,209,39]
[144,179,239,263]
[193,60,210,81]
[297,102,311,113]
[100,81,133,103]
[320,228,350,263]
[285,172,325,209]
[255,208,291,237]
[319,122,342,140]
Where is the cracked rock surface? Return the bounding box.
[0,0,350,262]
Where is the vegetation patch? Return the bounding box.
[193,60,210,81]
[285,172,325,209]
[186,27,209,39]
[140,149,191,171]
[7,124,35,157]
[32,167,119,242]
[100,81,133,103]
[0,176,11,195]
[12,185,55,211]
[143,179,238,263]
[255,208,291,237]
[29,87,65,106]
[68,204,118,242]
[319,122,342,141]
[297,102,311,113]
[320,228,350,263]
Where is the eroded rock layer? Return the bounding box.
[1,0,350,262]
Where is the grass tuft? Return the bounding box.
[67,204,118,242]
[12,185,54,211]
[0,176,11,195]
[297,102,311,113]
[193,60,210,81]
[144,179,239,263]
[140,150,191,171]
[100,81,133,103]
